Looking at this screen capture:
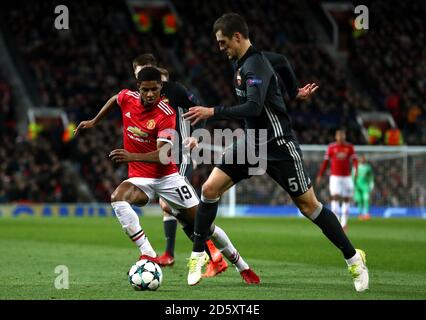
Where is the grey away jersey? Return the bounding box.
[214,46,298,160]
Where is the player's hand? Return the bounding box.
[183,137,199,151]
[183,106,214,125]
[109,149,135,163]
[296,83,319,100]
[74,119,97,136]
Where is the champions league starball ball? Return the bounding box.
[128,259,163,291]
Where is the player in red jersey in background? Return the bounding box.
[316,129,358,230]
[74,67,258,284]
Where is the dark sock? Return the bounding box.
[181,224,194,242]
[180,222,213,259]
[193,200,219,252]
[312,206,356,259]
[163,219,177,256]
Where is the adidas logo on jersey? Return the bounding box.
[125,112,131,118]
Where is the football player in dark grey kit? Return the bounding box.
[184,13,369,291]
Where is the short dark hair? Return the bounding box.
[132,53,157,69]
[137,66,162,82]
[157,67,169,80]
[213,13,249,39]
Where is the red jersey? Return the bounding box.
[117,89,178,179]
[318,142,358,177]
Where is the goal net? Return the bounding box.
[219,145,426,217]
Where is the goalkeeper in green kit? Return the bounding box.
[353,155,374,220]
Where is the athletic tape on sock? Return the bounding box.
[201,195,220,203]
[163,214,177,222]
[310,203,323,221]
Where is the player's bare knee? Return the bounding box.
[110,191,122,203]
[295,198,322,218]
[201,182,221,200]
[111,189,138,204]
[305,206,320,218]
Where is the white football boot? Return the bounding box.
[347,249,369,292]
[187,251,210,286]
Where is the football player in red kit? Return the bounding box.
[317,129,358,230]
[74,67,259,284]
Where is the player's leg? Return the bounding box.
[155,158,194,266]
[292,187,355,258]
[341,196,351,230]
[161,203,228,276]
[291,187,368,291]
[354,186,363,220]
[361,187,371,220]
[159,171,226,264]
[176,159,225,268]
[329,176,341,220]
[110,180,157,259]
[189,142,248,252]
[202,240,229,278]
[157,198,177,266]
[179,203,257,284]
[150,173,210,283]
[154,171,231,284]
[191,166,259,285]
[176,200,228,277]
[340,177,354,229]
[207,224,259,283]
[268,158,356,260]
[192,167,235,253]
[174,205,229,278]
[157,170,258,285]
[267,148,368,292]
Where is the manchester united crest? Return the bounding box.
[236,68,242,86]
[147,119,156,130]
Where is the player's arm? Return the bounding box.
[175,82,205,149]
[262,51,299,99]
[183,57,271,124]
[110,114,176,164]
[316,159,329,184]
[109,141,171,164]
[263,51,318,100]
[316,147,330,184]
[214,57,271,118]
[74,94,118,135]
[177,83,207,130]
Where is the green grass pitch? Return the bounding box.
[0,215,425,300]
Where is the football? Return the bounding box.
[128,259,163,291]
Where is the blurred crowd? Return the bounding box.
[350,0,426,145]
[174,0,369,145]
[0,0,424,207]
[0,73,80,202]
